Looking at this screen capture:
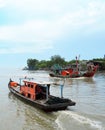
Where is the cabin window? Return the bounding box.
[28,84,30,87]
[24,82,27,86]
[31,84,33,88]
[28,93,31,98]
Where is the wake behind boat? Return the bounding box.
[8,78,76,112]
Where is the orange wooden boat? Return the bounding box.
[8,78,76,112]
[49,64,98,78]
[49,57,98,78]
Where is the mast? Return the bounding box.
[76,55,80,71]
[76,56,78,71]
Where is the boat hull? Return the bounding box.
[49,72,95,78]
[8,85,75,112]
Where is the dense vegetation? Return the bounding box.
[25,55,105,71]
[92,58,105,70]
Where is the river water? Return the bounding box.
[0,68,105,130]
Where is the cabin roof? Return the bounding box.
[23,80,53,85]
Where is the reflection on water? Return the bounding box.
[8,92,58,130]
[81,77,95,83]
[50,76,96,86]
[22,107,57,130]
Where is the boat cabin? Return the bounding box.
[9,78,65,102]
[20,80,50,100]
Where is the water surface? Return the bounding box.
[0,68,105,130]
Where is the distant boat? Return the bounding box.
[49,65,98,78]
[49,57,98,78]
[8,78,76,112]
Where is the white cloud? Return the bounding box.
[0,26,15,40]
[0,0,6,8]
[0,0,105,54]
[0,42,53,54]
[0,19,63,42]
[5,0,62,14]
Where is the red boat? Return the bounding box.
[49,57,98,78]
[49,65,98,78]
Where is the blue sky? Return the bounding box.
[0,0,105,68]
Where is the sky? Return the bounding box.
[0,0,105,68]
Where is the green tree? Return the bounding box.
[50,55,66,66]
[37,60,47,69]
[27,59,39,70]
